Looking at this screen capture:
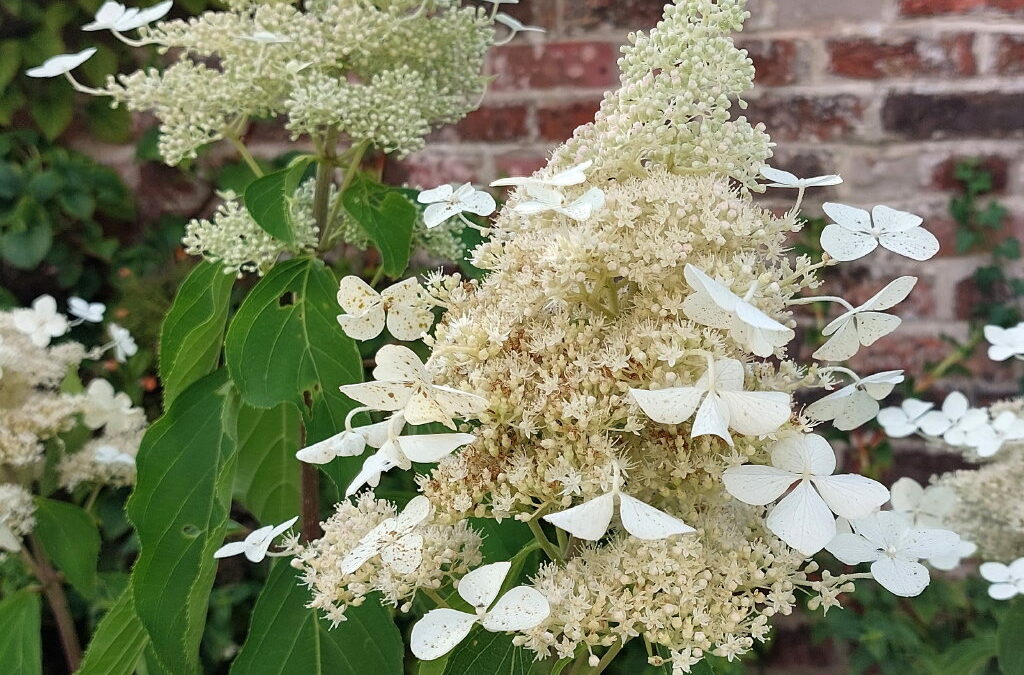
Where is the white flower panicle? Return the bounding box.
[296,0,936,665]
[0,484,36,552]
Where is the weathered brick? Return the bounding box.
[750,0,890,27]
[739,39,799,86]
[489,42,619,92]
[560,0,666,33]
[819,268,936,319]
[995,35,1024,75]
[848,332,951,373]
[745,95,866,142]
[828,34,976,79]
[134,163,212,222]
[882,92,1024,139]
[932,155,1009,193]
[429,105,528,143]
[382,152,484,189]
[537,99,602,141]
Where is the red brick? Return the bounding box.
[537,99,602,141]
[429,105,528,144]
[828,35,976,79]
[847,332,951,373]
[882,92,1024,139]
[745,95,866,142]
[560,0,666,33]
[489,42,618,92]
[996,35,1024,75]
[989,0,1024,10]
[900,0,983,14]
[931,155,1009,193]
[739,39,799,87]
[818,269,936,320]
[382,152,484,189]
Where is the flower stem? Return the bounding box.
[299,392,321,542]
[527,509,563,563]
[226,133,264,178]
[22,539,82,671]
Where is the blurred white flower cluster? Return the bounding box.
[0,296,145,552]
[877,321,1024,597]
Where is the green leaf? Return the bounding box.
[78,588,149,675]
[33,497,100,597]
[0,591,40,675]
[0,216,52,269]
[29,86,72,140]
[234,402,301,524]
[998,601,1024,674]
[159,262,235,406]
[342,172,416,278]
[224,256,362,415]
[127,371,239,675]
[243,159,312,246]
[231,560,403,675]
[938,635,995,675]
[442,629,533,675]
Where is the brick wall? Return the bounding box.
[380,0,1024,405]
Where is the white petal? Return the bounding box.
[460,190,497,217]
[337,275,381,313]
[681,291,733,329]
[629,387,705,425]
[888,477,924,514]
[395,495,432,530]
[269,516,299,540]
[340,536,384,575]
[396,433,475,463]
[980,562,1011,583]
[864,276,918,312]
[423,202,462,229]
[834,392,880,431]
[770,434,836,476]
[691,393,732,444]
[427,385,489,421]
[558,188,605,221]
[854,312,902,347]
[373,344,429,382]
[410,609,478,661]
[812,475,890,520]
[823,202,873,233]
[683,265,740,313]
[820,224,878,261]
[988,583,1020,600]
[879,227,940,261]
[870,557,930,597]
[759,166,799,186]
[617,493,695,540]
[766,481,838,555]
[717,390,791,436]
[901,528,960,560]
[26,49,97,78]
[542,493,615,541]
[344,450,398,497]
[805,386,855,422]
[381,534,424,574]
[873,205,923,233]
[458,561,511,609]
[213,541,247,559]
[813,319,861,361]
[117,0,172,29]
[481,586,550,631]
[0,523,20,552]
[338,381,411,411]
[825,533,879,565]
[417,184,455,204]
[722,464,796,505]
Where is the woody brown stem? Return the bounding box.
[23,538,81,671]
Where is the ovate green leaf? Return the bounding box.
[244,159,312,246]
[127,371,239,675]
[442,629,533,675]
[158,261,235,405]
[342,172,416,278]
[33,497,100,597]
[78,587,149,675]
[234,402,301,524]
[231,561,403,675]
[0,592,40,675]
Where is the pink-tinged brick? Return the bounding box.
[900,0,984,14]
[828,34,976,79]
[559,0,666,33]
[489,42,619,92]
[931,155,1009,193]
[537,99,602,142]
